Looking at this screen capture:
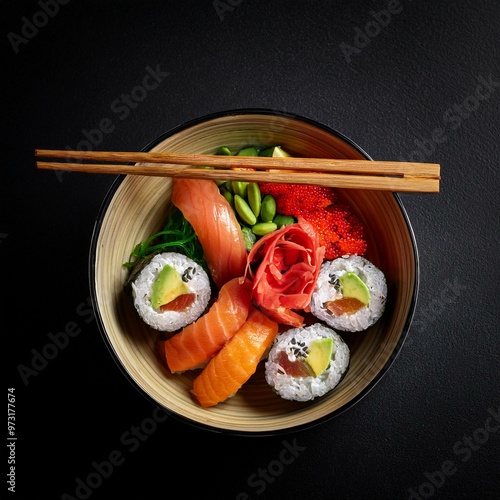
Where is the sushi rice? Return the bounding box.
[310,255,387,332]
[265,323,350,402]
[131,252,211,332]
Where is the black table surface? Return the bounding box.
[4,1,499,499]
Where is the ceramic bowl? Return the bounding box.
[90,110,418,435]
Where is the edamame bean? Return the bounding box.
[232,181,248,198]
[273,214,295,228]
[237,146,259,156]
[260,194,277,222]
[219,181,233,192]
[220,187,233,205]
[216,146,232,155]
[234,195,257,225]
[252,222,278,235]
[247,182,261,217]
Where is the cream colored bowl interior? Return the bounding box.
[92,112,417,434]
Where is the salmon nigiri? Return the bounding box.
[192,307,279,408]
[171,178,247,289]
[162,277,252,373]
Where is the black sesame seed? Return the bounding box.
[182,267,196,282]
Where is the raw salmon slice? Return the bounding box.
[159,293,196,312]
[275,350,314,377]
[324,297,365,315]
[193,307,279,408]
[163,277,252,373]
[172,178,248,289]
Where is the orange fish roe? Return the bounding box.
[259,183,367,260]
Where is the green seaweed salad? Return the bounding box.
[122,203,208,292]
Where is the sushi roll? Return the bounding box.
[131,252,211,332]
[265,323,350,402]
[310,255,387,332]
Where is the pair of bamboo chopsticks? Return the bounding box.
[35,149,440,192]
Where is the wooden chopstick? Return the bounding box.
[35,149,440,192]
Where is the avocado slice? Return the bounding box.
[151,265,190,310]
[339,272,371,305]
[305,338,334,376]
[259,146,290,157]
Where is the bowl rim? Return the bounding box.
[88,107,420,436]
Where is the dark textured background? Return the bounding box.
[4,1,499,499]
